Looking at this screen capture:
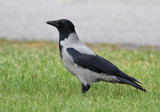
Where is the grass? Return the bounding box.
[0,39,159,112]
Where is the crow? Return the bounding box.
[46,19,146,94]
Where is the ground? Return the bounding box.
[0,39,159,112]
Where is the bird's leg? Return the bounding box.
[82,83,90,94]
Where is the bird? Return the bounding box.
[46,19,146,94]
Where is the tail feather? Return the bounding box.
[116,76,146,92]
[118,71,142,84]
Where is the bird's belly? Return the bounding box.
[66,66,102,84]
[62,61,119,85]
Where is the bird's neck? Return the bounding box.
[59,32,78,41]
[59,32,79,58]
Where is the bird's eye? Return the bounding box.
[59,21,64,26]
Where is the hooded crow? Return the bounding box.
[46,19,146,94]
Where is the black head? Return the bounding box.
[46,19,75,34]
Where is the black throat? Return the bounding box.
[59,33,69,58]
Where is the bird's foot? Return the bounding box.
[82,83,90,94]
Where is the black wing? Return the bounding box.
[67,48,141,84]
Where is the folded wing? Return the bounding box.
[67,48,139,81]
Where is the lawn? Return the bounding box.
[0,39,159,112]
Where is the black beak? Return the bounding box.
[46,20,60,28]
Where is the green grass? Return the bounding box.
[0,39,159,112]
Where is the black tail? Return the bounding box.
[116,76,147,92]
[117,71,142,84]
